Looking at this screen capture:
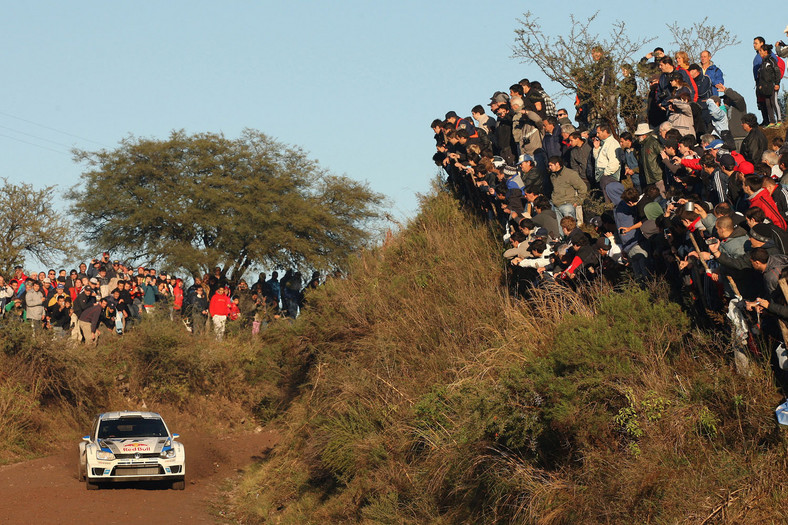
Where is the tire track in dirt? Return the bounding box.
[0,428,278,524]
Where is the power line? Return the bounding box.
[0,109,111,148]
[0,132,71,156]
[0,123,76,150]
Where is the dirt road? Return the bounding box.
[0,428,278,524]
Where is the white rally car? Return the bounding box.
[78,411,185,490]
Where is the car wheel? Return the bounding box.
[171,479,185,490]
[86,479,100,490]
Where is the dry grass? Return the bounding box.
[226,190,788,524]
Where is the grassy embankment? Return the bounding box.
[226,190,788,524]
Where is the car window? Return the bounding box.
[98,417,168,439]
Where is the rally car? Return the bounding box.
[78,411,185,490]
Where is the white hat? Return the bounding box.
[634,123,653,136]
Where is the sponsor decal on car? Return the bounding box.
[122,442,151,453]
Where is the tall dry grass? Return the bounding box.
[227,190,788,524]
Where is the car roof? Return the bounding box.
[98,411,163,421]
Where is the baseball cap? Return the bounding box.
[489,91,509,105]
[719,154,736,169]
[518,153,535,164]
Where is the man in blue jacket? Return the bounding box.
[700,51,724,96]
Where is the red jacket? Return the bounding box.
[173,283,183,310]
[209,293,232,316]
[680,150,749,173]
[749,189,787,229]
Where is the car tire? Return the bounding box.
[78,458,86,481]
[171,479,185,490]
[86,479,100,490]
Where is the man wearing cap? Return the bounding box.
[488,91,509,114]
[40,278,56,304]
[445,111,477,138]
[517,154,544,195]
[493,103,517,166]
[634,123,665,196]
[699,154,729,206]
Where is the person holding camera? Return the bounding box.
[775,25,788,60]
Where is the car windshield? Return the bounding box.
[98,417,168,439]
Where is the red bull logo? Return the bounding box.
[122,442,151,453]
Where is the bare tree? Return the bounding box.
[512,11,655,129]
[0,178,70,273]
[665,17,741,63]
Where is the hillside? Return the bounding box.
[3,189,788,523]
[226,190,788,524]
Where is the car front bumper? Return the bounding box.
[86,458,185,483]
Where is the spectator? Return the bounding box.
[592,123,621,182]
[700,50,724,96]
[548,156,587,222]
[209,286,232,340]
[24,280,46,330]
[78,297,107,346]
[740,113,769,165]
[755,44,783,127]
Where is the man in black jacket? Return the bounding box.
[71,287,96,341]
[740,113,768,164]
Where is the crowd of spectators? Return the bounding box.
[432,30,788,384]
[0,251,322,342]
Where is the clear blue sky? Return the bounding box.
[1,2,785,222]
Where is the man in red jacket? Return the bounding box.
[209,286,232,340]
[744,175,787,229]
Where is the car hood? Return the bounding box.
[100,437,169,455]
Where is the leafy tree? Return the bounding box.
[68,129,386,279]
[0,178,70,273]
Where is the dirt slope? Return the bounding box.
[0,428,278,524]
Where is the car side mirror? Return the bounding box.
[172,433,180,439]
[82,436,90,442]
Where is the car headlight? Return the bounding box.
[96,450,115,461]
[160,448,176,459]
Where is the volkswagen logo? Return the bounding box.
[134,453,141,459]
